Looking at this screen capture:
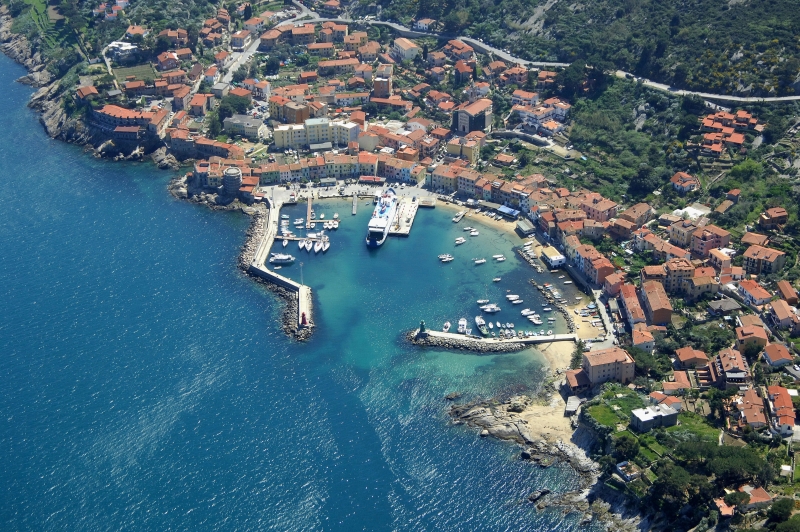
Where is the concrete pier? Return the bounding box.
[421,329,577,345]
[248,198,314,333]
[306,196,313,229]
[389,196,419,236]
[352,193,357,215]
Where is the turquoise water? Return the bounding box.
[0,54,595,531]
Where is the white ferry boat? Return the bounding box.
[269,253,295,264]
[366,188,398,247]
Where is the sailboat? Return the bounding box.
[283,239,288,247]
[298,239,306,249]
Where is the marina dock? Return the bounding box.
[352,193,357,215]
[420,329,578,346]
[306,196,313,229]
[389,196,419,236]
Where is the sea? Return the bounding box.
[0,54,599,531]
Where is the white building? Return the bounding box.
[223,114,267,139]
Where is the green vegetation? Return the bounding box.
[371,0,800,95]
[112,63,157,83]
[665,411,720,442]
[587,404,618,427]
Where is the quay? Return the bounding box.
[306,196,313,229]
[248,197,314,333]
[420,329,578,346]
[389,196,419,236]
[418,197,436,208]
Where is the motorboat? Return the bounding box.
[496,256,506,262]
[294,218,304,224]
[463,226,473,232]
[438,254,449,260]
[475,316,489,336]
[320,213,325,219]
[283,239,288,247]
[474,258,486,264]
[443,321,451,332]
[477,299,490,304]
[304,240,313,251]
[547,330,553,335]
[455,237,466,245]
[529,318,543,325]
[333,213,339,220]
[452,211,466,223]
[492,254,504,259]
[441,256,454,263]
[481,304,501,313]
[506,294,519,300]
[310,210,316,219]
[558,275,565,279]
[496,321,502,328]
[542,307,552,311]
[269,253,295,264]
[457,318,468,334]
[564,281,573,284]
[511,299,523,304]
[281,214,289,220]
[488,322,493,329]
[314,240,323,253]
[493,278,501,282]
[298,239,306,249]
[333,221,339,229]
[521,309,534,316]
[470,230,479,236]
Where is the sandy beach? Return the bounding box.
[518,393,576,443]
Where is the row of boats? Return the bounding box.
[439,254,506,264]
[296,232,330,253]
[443,317,553,338]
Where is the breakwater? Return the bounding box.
[407,328,577,353]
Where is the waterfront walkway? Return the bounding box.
[423,329,578,345]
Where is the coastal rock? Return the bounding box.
[152,147,180,170]
[406,330,525,354]
[444,392,462,401]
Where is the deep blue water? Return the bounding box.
[0,54,595,531]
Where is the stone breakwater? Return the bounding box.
[406,330,525,353]
[237,204,267,271]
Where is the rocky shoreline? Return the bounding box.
[449,394,645,531]
[405,330,526,353]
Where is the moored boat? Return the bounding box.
[455,237,467,245]
[283,239,288,247]
[477,299,490,304]
[366,188,398,247]
[304,240,313,251]
[493,277,501,282]
[470,230,479,236]
[475,316,489,336]
[298,239,306,249]
[474,258,486,264]
[269,253,295,264]
[481,304,501,313]
[443,321,451,332]
[457,318,467,334]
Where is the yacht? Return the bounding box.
[481,304,501,313]
[442,321,451,332]
[506,294,519,300]
[511,299,523,304]
[493,277,501,282]
[323,240,330,252]
[304,240,313,251]
[496,257,506,262]
[283,239,288,247]
[269,253,295,264]
[366,188,398,247]
[475,316,489,336]
[441,256,454,263]
[492,254,504,259]
[521,309,534,316]
[477,299,490,304]
[333,213,339,220]
[463,226,473,232]
[455,237,467,245]
[452,211,466,223]
[298,239,306,249]
[470,230,479,236]
[314,240,323,253]
[474,258,486,264]
[457,318,468,334]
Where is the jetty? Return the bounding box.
[306,196,313,229]
[389,196,419,236]
[248,197,314,333]
[352,193,357,215]
[422,329,577,345]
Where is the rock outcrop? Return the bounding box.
[407,330,526,353]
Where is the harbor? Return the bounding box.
[388,196,421,236]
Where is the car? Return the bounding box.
[794,365,800,372]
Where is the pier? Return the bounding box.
[306,196,313,229]
[389,196,419,236]
[421,329,578,346]
[248,197,314,333]
[352,193,357,215]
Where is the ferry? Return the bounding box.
[366,188,398,247]
[269,253,295,264]
[475,316,489,336]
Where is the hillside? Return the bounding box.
[366,0,800,96]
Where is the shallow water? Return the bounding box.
[0,54,599,531]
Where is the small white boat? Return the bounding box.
[564,281,573,284]
[542,307,552,311]
[455,237,466,245]
[493,277,501,282]
[298,239,306,249]
[548,317,556,321]
[558,275,565,279]
[547,330,553,335]
[274,266,281,270]
[333,213,339,220]
[441,256,454,263]
[314,240,323,253]
[506,294,519,300]
[294,218,304,224]
[481,304,501,313]
[488,322,493,329]
[477,299,490,304]
[521,309,533,316]
[496,321,502,328]
[470,230,479,236]
[443,321,451,332]
[323,241,330,252]
[320,213,325,219]
[474,258,486,264]
[463,226,473,232]
[457,318,468,334]
[269,253,295,264]
[283,239,288,247]
[492,254,504,259]
[305,240,313,251]
[496,257,506,262]
[511,299,523,304]
[281,214,289,220]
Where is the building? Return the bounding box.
[691,225,731,258]
[767,299,796,330]
[581,347,636,386]
[668,220,698,248]
[230,30,252,50]
[675,347,708,369]
[777,280,799,305]
[767,385,796,436]
[642,280,672,325]
[223,114,267,139]
[736,325,769,352]
[620,284,646,326]
[736,388,767,430]
[738,279,772,307]
[759,207,789,230]
[742,245,787,275]
[663,258,695,294]
[618,203,653,227]
[630,405,679,432]
[632,329,655,353]
[764,343,793,367]
[452,98,492,134]
[540,246,565,268]
[737,485,773,512]
[670,171,700,193]
[391,37,421,61]
[710,348,750,390]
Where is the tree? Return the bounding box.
[723,491,750,508]
[422,43,429,59]
[264,57,281,75]
[154,35,171,54]
[571,340,584,369]
[243,3,252,20]
[770,498,795,523]
[232,64,249,83]
[556,60,585,99]
[613,433,640,461]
